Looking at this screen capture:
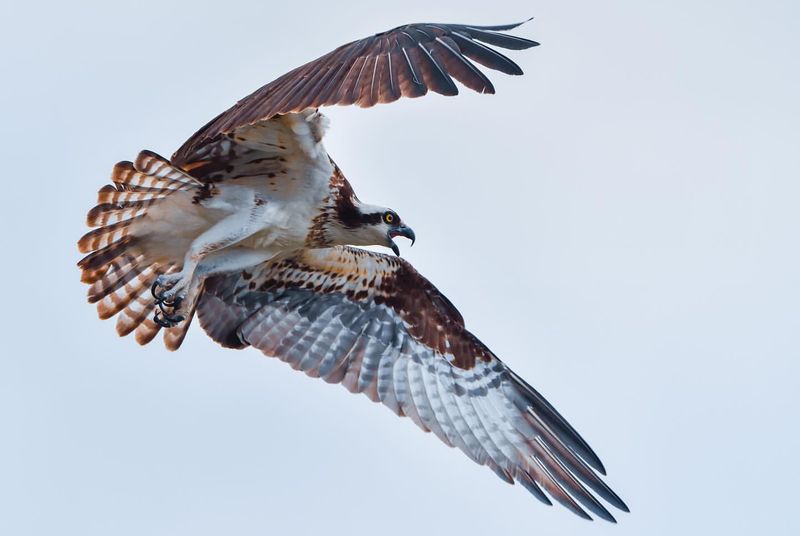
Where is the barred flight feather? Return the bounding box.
[196,246,628,521]
[116,289,154,337]
[87,256,141,303]
[135,315,162,346]
[95,265,156,320]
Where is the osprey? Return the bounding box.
[78,20,628,521]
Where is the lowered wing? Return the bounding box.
[197,246,628,521]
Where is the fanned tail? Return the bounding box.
[77,150,202,349]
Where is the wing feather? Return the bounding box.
[173,20,538,163]
[196,246,627,520]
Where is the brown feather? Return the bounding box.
[172,20,537,166]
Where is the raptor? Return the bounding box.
[78,20,628,521]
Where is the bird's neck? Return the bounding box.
[304,165,362,249]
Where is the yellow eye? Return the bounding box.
[383,212,395,224]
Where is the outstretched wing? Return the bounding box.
[173,20,538,165]
[196,246,628,521]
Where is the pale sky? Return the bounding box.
[2,1,799,534]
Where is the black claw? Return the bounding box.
[157,297,185,317]
[153,311,172,328]
[157,299,172,315]
[151,275,183,304]
[153,310,185,328]
[163,310,185,323]
[151,279,162,300]
[164,295,183,309]
[155,296,183,315]
[151,275,188,328]
[151,278,175,303]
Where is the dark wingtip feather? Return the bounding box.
[593,476,628,511]
[588,501,617,523]
[517,471,553,505]
[594,458,608,476]
[452,34,525,76]
[571,505,594,521]
[461,26,539,51]
[508,369,608,474]
[467,17,534,32]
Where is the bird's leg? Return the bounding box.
[153,246,277,328]
[152,198,268,317]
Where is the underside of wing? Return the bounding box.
[173,109,333,192]
[196,246,628,521]
[173,20,538,163]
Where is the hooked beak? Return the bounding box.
[387,224,416,256]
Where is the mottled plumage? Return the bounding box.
[78,19,628,521]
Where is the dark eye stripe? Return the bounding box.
[359,212,383,225]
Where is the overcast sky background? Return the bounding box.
[2,1,799,534]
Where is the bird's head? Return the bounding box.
[309,173,416,255]
[328,200,416,256]
[355,204,416,255]
[315,168,415,255]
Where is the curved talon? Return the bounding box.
[153,310,186,328]
[151,278,175,303]
[168,313,186,325]
[151,272,188,327]
[151,279,162,300]
[153,310,172,328]
[162,310,186,324]
[157,299,173,316]
[163,294,183,309]
[157,297,185,320]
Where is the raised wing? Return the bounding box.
[196,246,628,521]
[174,108,333,190]
[173,20,538,164]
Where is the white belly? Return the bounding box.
[130,177,325,267]
[239,204,314,250]
[202,182,321,251]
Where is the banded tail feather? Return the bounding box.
[78,150,202,349]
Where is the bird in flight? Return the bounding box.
[78,20,628,521]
